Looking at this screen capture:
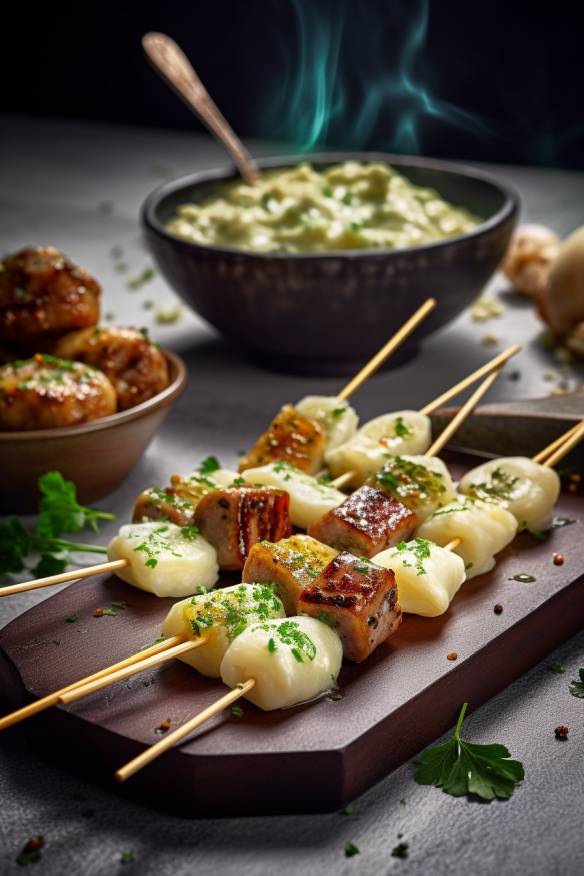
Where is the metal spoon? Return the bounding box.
[142,32,259,186]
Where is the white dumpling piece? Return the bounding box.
[374,454,457,521]
[220,616,343,711]
[295,395,359,450]
[374,537,466,616]
[242,461,346,529]
[107,522,219,597]
[417,498,518,579]
[325,410,432,485]
[161,583,285,677]
[458,457,561,532]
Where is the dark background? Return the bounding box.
[1,0,582,169]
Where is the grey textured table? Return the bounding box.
[1,116,583,875]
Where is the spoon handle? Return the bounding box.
[142,32,259,186]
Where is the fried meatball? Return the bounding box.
[52,326,169,410]
[0,353,116,431]
[0,247,101,347]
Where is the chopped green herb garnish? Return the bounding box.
[394,416,412,439]
[120,849,135,864]
[199,456,220,475]
[376,456,447,510]
[343,803,354,815]
[466,467,520,503]
[569,668,584,698]
[331,407,347,419]
[231,705,244,718]
[551,660,566,674]
[66,615,78,623]
[268,637,277,653]
[127,267,155,289]
[415,702,524,800]
[395,537,432,575]
[344,842,360,858]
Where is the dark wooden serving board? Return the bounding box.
[1,452,583,817]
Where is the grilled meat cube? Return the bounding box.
[239,404,325,474]
[194,486,292,571]
[133,470,243,526]
[133,486,198,526]
[307,485,418,557]
[242,534,338,615]
[298,551,401,662]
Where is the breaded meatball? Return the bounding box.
[0,247,100,347]
[52,326,169,410]
[0,353,116,431]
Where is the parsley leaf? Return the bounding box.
[569,668,584,698]
[37,470,115,536]
[415,703,524,800]
[198,456,220,475]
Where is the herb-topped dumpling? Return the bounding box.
[161,583,285,677]
[324,411,432,486]
[417,498,518,579]
[295,396,359,450]
[107,521,218,597]
[374,537,466,616]
[458,457,561,532]
[220,616,343,710]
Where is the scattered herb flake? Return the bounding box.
[127,267,155,290]
[120,849,135,864]
[155,305,182,325]
[568,668,584,698]
[231,705,244,718]
[344,842,360,858]
[16,836,45,866]
[199,456,221,475]
[392,841,409,859]
[551,660,565,674]
[66,615,78,623]
[343,803,354,815]
[415,702,524,800]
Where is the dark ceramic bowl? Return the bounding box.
[0,350,186,513]
[143,153,519,374]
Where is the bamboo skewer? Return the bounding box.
[330,346,520,489]
[0,635,184,732]
[58,637,202,704]
[419,344,521,415]
[336,298,436,401]
[115,679,256,783]
[532,421,582,464]
[425,368,501,458]
[541,420,584,469]
[0,559,128,598]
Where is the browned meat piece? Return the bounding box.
[133,486,198,526]
[0,247,100,347]
[242,534,338,615]
[298,551,401,662]
[307,485,418,557]
[53,326,169,410]
[0,353,116,430]
[194,487,293,571]
[239,404,325,474]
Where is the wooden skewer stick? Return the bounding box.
[425,368,501,458]
[443,537,462,552]
[419,344,521,415]
[0,559,128,598]
[336,298,437,401]
[541,420,584,469]
[330,346,521,490]
[532,421,582,464]
[115,679,256,783]
[59,637,202,705]
[0,635,183,732]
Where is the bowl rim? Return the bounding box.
[142,150,520,260]
[0,348,187,443]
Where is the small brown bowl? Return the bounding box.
[0,350,186,514]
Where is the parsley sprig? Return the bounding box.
[569,668,584,698]
[415,703,524,800]
[0,471,113,580]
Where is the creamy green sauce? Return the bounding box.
[166,161,480,254]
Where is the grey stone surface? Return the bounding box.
[1,116,583,875]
